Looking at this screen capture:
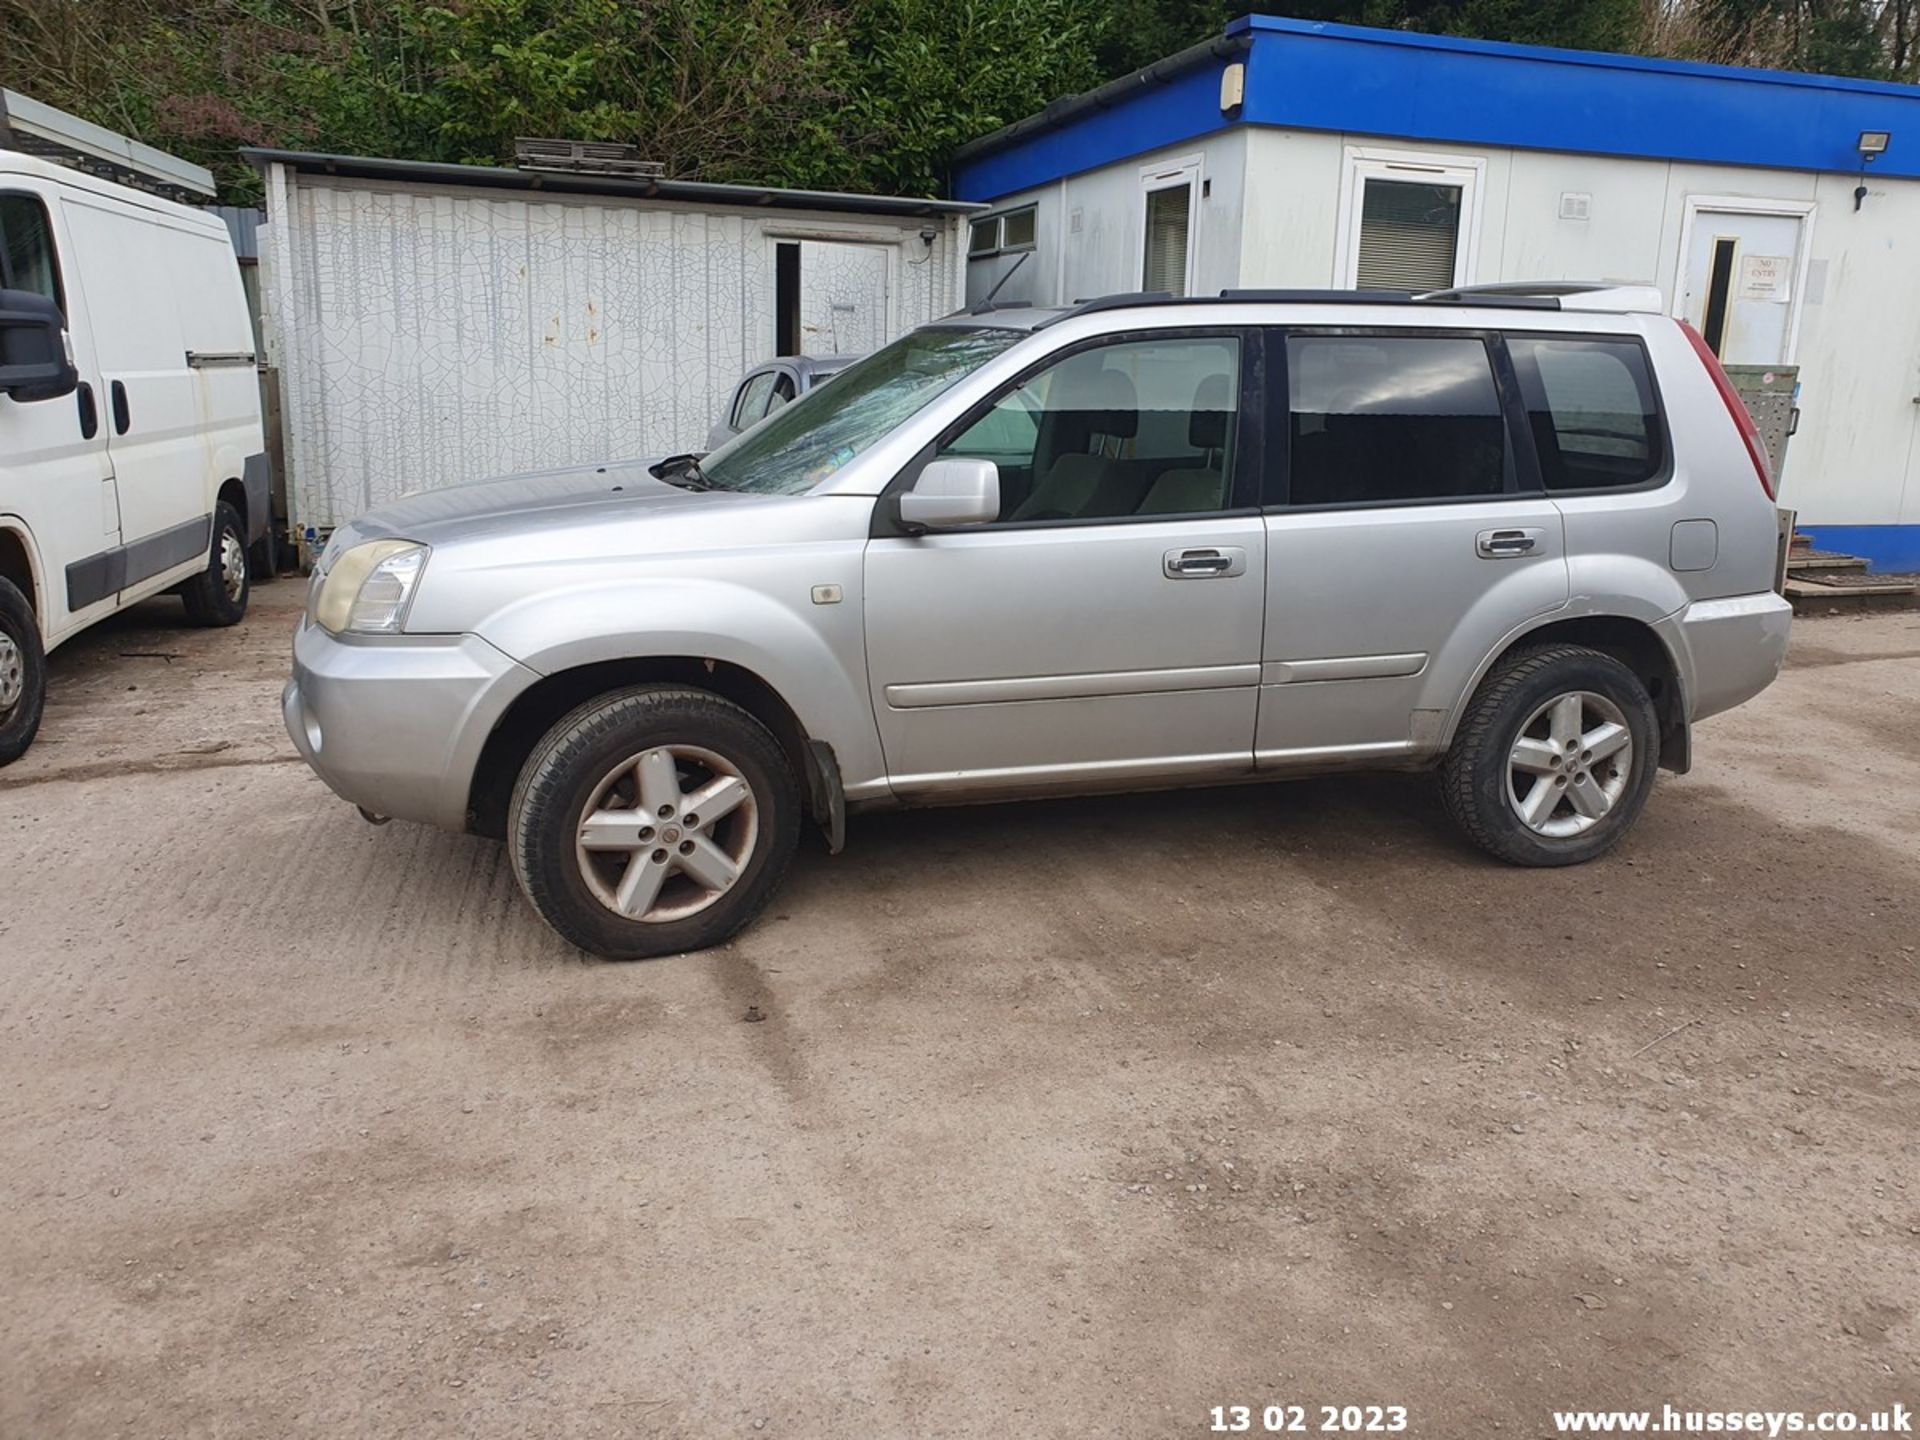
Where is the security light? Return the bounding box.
[1855,131,1891,210]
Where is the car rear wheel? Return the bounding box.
[1442,644,1659,867]
[508,685,801,959]
[0,577,47,767]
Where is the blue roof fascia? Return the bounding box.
[951,14,1920,201]
[1235,15,1920,181]
[952,58,1236,202]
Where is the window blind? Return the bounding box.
[1143,184,1191,297]
[1354,179,1461,292]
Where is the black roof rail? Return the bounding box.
[1218,288,1418,303]
[1225,286,1564,309]
[1043,287,1568,323]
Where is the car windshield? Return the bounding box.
[699,326,1024,495]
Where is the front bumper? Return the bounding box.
[1659,590,1793,724]
[283,618,538,831]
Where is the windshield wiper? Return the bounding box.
[648,452,714,491]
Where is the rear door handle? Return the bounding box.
[1165,546,1246,578]
[1476,527,1543,559]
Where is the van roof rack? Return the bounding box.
[0,88,215,200]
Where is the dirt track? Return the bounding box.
[2,581,1916,1438]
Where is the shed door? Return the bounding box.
[1680,206,1807,365]
[797,240,888,356]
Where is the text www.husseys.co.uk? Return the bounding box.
[1551,1404,1912,1436]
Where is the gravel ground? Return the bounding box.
[2,581,1916,1439]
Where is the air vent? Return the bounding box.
[514,138,667,179]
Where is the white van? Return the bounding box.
[0,152,268,764]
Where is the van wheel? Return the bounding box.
[180,501,250,627]
[508,686,801,960]
[0,577,47,767]
[1442,645,1659,867]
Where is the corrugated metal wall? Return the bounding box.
[262,173,961,532]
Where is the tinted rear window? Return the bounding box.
[1285,335,1509,506]
[1508,336,1663,491]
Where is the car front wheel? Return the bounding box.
[508,685,801,959]
[1442,644,1660,867]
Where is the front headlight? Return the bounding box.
[313,540,429,634]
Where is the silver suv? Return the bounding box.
[285,284,1792,959]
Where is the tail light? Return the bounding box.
[1679,320,1776,501]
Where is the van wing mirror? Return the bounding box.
[0,289,79,403]
[897,458,1000,530]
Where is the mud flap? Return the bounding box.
[804,739,846,855]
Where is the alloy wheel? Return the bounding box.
[1506,690,1634,838]
[574,744,759,922]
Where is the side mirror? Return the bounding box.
[898,457,1000,530]
[0,289,79,403]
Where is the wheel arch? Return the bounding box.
[1448,612,1690,774]
[217,476,250,530]
[0,523,41,623]
[466,656,822,840]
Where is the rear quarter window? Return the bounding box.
[1507,336,1664,491]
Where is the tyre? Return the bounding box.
[1442,644,1660,867]
[508,685,802,960]
[0,577,47,767]
[180,501,251,627]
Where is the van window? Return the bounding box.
[1284,335,1509,506]
[1507,336,1664,491]
[0,194,62,310]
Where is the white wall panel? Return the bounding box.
[1235,127,1920,525]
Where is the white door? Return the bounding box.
[1678,204,1809,365]
[58,194,211,589]
[797,240,888,356]
[0,183,119,641]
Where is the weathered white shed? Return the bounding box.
[244,149,975,538]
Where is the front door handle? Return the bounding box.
[1165,546,1246,578]
[1476,527,1543,559]
[110,379,130,435]
[76,381,98,440]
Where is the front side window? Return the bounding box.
[937,334,1240,522]
[0,194,62,309]
[1285,335,1509,506]
[701,326,1024,496]
[1508,336,1663,491]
